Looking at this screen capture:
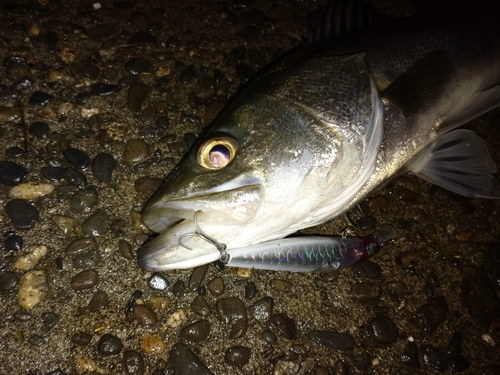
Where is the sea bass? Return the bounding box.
[138,3,500,271]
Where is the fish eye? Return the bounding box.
[196,135,238,170]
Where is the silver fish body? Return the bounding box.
[138,4,500,271]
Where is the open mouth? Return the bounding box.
[137,184,263,271]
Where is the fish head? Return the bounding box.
[138,53,383,271]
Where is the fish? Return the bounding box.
[138,1,500,271]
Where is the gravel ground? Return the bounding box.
[1,0,499,374]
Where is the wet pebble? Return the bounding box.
[366,315,399,344]
[188,264,209,291]
[125,58,153,75]
[173,280,186,297]
[149,296,171,310]
[9,183,54,200]
[91,152,116,183]
[81,211,109,236]
[356,215,377,229]
[124,139,150,163]
[119,239,134,260]
[83,64,99,79]
[41,311,60,330]
[133,305,158,326]
[29,91,54,105]
[180,65,195,84]
[397,188,419,202]
[70,187,98,213]
[63,168,88,188]
[14,244,47,270]
[88,290,109,311]
[207,277,224,296]
[148,273,169,290]
[5,234,23,250]
[29,334,45,346]
[168,343,213,375]
[70,269,99,290]
[63,148,90,170]
[141,334,165,354]
[251,296,274,325]
[89,83,121,96]
[41,166,64,182]
[261,329,277,345]
[18,270,48,310]
[167,309,188,328]
[71,332,92,346]
[65,237,98,257]
[5,146,25,158]
[423,345,448,371]
[414,295,448,333]
[462,266,500,326]
[98,333,122,355]
[190,296,211,317]
[6,64,31,82]
[0,271,18,291]
[352,260,381,278]
[369,195,389,208]
[180,320,211,343]
[270,278,293,292]
[273,313,297,340]
[224,346,250,367]
[0,161,26,186]
[309,330,355,350]
[401,341,420,368]
[350,282,381,304]
[6,200,39,229]
[245,281,257,299]
[28,121,50,138]
[73,248,101,269]
[124,350,145,375]
[127,82,148,112]
[217,297,247,339]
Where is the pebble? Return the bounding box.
[64,168,88,188]
[71,332,92,346]
[180,320,211,343]
[180,65,195,84]
[352,260,382,279]
[9,183,54,199]
[0,271,18,291]
[414,295,448,333]
[70,269,99,290]
[261,329,277,345]
[273,313,297,340]
[4,234,23,250]
[173,280,186,297]
[125,58,153,75]
[251,296,274,325]
[141,334,165,354]
[41,166,64,182]
[125,290,142,316]
[127,82,148,112]
[0,106,19,121]
[73,247,101,269]
[245,281,257,299]
[400,341,420,368]
[188,264,209,291]
[274,360,299,375]
[356,215,377,230]
[366,315,399,344]
[190,296,211,317]
[148,273,169,290]
[89,83,121,96]
[397,188,419,202]
[133,305,158,326]
[124,350,145,375]
[207,277,224,296]
[18,270,48,310]
[81,211,109,236]
[124,139,150,163]
[149,296,171,310]
[91,153,116,183]
[308,331,355,350]
[97,333,123,355]
[224,346,251,367]
[119,239,134,260]
[63,148,90,170]
[88,290,109,311]
[14,245,48,270]
[462,266,499,326]
[0,161,27,186]
[270,279,293,292]
[168,343,213,375]
[70,187,98,213]
[217,297,248,339]
[28,121,50,138]
[6,200,39,229]
[6,146,25,158]
[29,91,54,105]
[41,311,60,330]
[369,196,389,209]
[422,345,448,371]
[134,176,162,197]
[167,309,187,328]
[29,334,45,346]
[66,237,98,257]
[350,282,381,304]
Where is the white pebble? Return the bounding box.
[14,245,48,271]
[166,309,187,328]
[18,270,48,310]
[9,183,54,200]
[482,333,496,347]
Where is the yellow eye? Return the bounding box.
[196,135,238,170]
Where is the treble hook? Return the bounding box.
[178,211,229,263]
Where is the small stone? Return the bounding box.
[462,266,500,326]
[133,305,158,326]
[124,350,145,375]
[5,146,25,158]
[75,355,99,372]
[29,91,54,105]
[414,295,448,333]
[207,277,224,296]
[65,237,98,257]
[366,315,399,344]
[148,273,169,290]
[98,333,122,355]
[270,279,293,292]
[251,296,274,325]
[129,31,157,45]
[423,345,448,371]
[18,270,48,310]
[42,166,64,182]
[273,313,297,340]
[180,320,211,343]
[168,343,212,375]
[261,330,277,345]
[70,269,99,290]
[167,309,187,328]
[81,211,109,236]
[245,281,257,299]
[401,341,420,368]
[127,83,148,112]
[29,334,45,346]
[224,346,250,367]
[89,83,121,96]
[9,183,54,200]
[70,187,98,213]
[14,244,48,270]
[188,264,209,291]
[6,200,39,229]
[63,148,90,170]
[179,65,195,84]
[190,296,211,317]
[308,331,355,350]
[41,311,60,330]
[235,64,254,82]
[4,234,23,251]
[124,139,150,163]
[28,121,50,138]
[368,196,389,208]
[125,58,153,75]
[71,332,92,346]
[73,247,101,270]
[0,271,19,291]
[91,153,116,183]
[356,215,377,230]
[217,297,247,339]
[352,260,382,279]
[0,161,26,186]
[350,282,381,304]
[88,290,109,311]
[141,334,164,354]
[149,296,171,310]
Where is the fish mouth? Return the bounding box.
[138,184,263,271]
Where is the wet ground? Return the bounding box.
[1,0,500,374]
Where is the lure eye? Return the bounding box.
[196,135,238,170]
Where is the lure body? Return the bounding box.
[225,236,377,272]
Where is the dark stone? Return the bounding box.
[190,296,211,317]
[89,83,121,96]
[83,64,99,79]
[70,187,98,213]
[0,161,26,186]
[88,290,110,311]
[273,313,297,340]
[5,146,25,158]
[462,266,500,326]
[423,345,448,371]
[63,168,87,188]
[148,273,169,290]
[260,329,276,345]
[125,58,153,75]
[217,297,247,339]
[353,352,371,370]
[251,296,274,325]
[97,333,122,355]
[65,237,98,257]
[133,305,157,326]
[63,148,90,170]
[188,264,208,291]
[127,82,148,112]
[81,211,109,237]
[401,341,420,368]
[125,290,142,316]
[41,312,60,330]
[29,91,54,105]
[180,65,195,84]
[229,46,246,63]
[5,234,23,250]
[173,279,186,297]
[46,368,66,375]
[447,331,462,356]
[0,271,18,291]
[352,260,382,278]
[70,269,99,290]
[366,315,399,344]
[41,166,64,182]
[308,330,355,350]
[29,334,45,346]
[356,215,377,229]
[86,24,115,40]
[180,320,211,343]
[350,282,381,304]
[168,343,213,375]
[73,248,102,269]
[6,200,39,229]
[224,346,251,367]
[124,350,145,375]
[245,281,257,299]
[414,295,448,333]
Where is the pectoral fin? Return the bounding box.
[408,130,500,198]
